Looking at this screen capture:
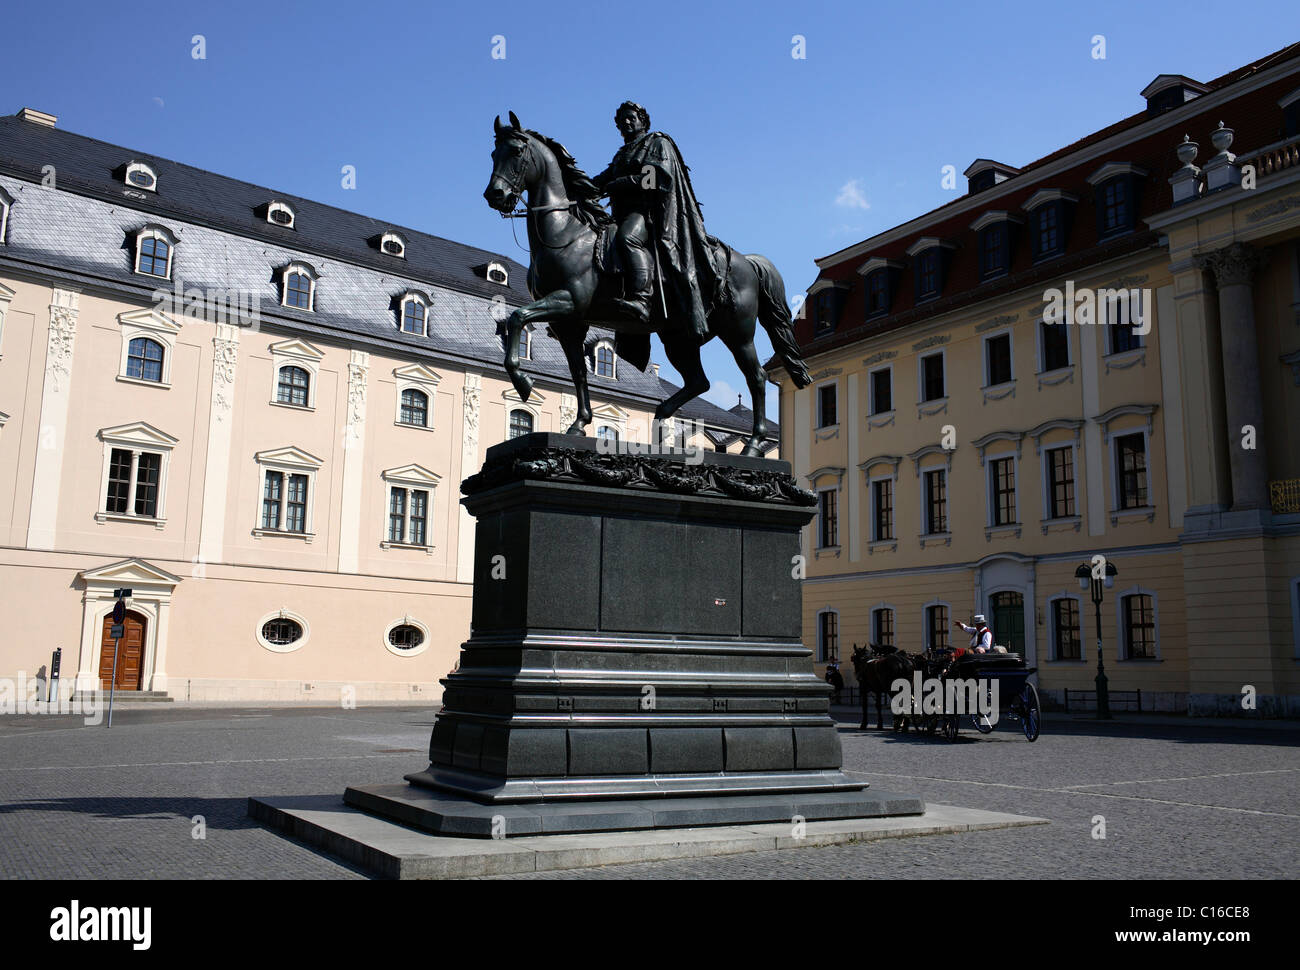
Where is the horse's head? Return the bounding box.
[485,111,535,213]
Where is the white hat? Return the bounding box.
[973,614,987,625]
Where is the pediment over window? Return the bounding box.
[394,363,442,386]
[1022,188,1078,211]
[1028,417,1085,452]
[971,429,1025,466]
[78,557,182,589]
[1086,162,1149,186]
[268,337,325,361]
[503,386,545,404]
[382,463,442,487]
[0,410,10,428]
[117,306,181,335]
[592,401,627,421]
[254,445,324,470]
[98,421,179,450]
[969,210,1023,232]
[807,466,845,487]
[1094,403,1158,442]
[859,454,902,476]
[907,443,955,476]
[0,281,17,303]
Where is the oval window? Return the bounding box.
[388,624,424,650]
[488,268,507,284]
[270,209,293,225]
[383,239,404,256]
[128,170,155,188]
[262,618,303,646]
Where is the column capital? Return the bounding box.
[1194,242,1266,287]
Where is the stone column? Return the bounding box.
[1195,243,1270,512]
[27,288,80,550]
[198,323,240,565]
[336,349,369,573]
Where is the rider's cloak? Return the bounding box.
[600,131,725,344]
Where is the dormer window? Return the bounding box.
[280,262,317,311]
[505,325,531,360]
[964,159,1021,195]
[487,261,509,285]
[856,258,903,321]
[380,231,406,258]
[1022,189,1076,262]
[124,161,157,192]
[1087,163,1147,240]
[132,226,176,280]
[266,201,296,228]
[970,213,1020,282]
[1140,75,1209,118]
[0,186,11,244]
[906,237,952,302]
[1282,89,1300,138]
[808,280,849,336]
[594,340,616,379]
[399,292,428,335]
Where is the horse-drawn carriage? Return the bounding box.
[850,644,1041,742]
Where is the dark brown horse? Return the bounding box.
[483,112,810,456]
[849,644,914,731]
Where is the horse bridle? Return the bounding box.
[495,134,578,220]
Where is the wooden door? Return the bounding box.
[990,592,1025,657]
[99,611,146,690]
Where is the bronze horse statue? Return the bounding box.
[483,112,810,456]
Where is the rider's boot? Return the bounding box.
[609,244,653,324]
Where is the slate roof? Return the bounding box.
[0,111,717,416]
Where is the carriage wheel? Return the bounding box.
[941,714,958,742]
[972,684,996,733]
[1020,683,1041,742]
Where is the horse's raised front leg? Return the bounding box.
[557,325,592,435]
[501,291,576,402]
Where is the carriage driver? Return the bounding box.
[954,615,994,654]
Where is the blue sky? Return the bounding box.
[5,0,1295,414]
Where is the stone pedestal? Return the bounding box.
[344,434,909,834]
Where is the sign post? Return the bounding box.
[107,588,131,728]
[48,647,62,706]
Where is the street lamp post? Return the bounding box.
[1075,560,1117,720]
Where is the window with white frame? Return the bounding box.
[871,476,894,541]
[0,186,13,244]
[96,422,178,525]
[380,231,406,258]
[398,388,428,427]
[816,381,838,428]
[984,331,1013,387]
[817,609,839,662]
[594,341,616,378]
[1115,433,1148,510]
[1121,592,1157,659]
[1049,595,1082,660]
[280,263,316,310]
[919,351,945,402]
[989,455,1017,526]
[266,201,296,228]
[253,447,322,539]
[116,308,179,387]
[486,261,509,286]
[380,465,441,550]
[268,338,323,409]
[923,468,947,534]
[924,603,950,652]
[399,292,428,335]
[817,487,839,547]
[256,608,310,652]
[869,367,892,415]
[384,616,431,657]
[596,424,619,444]
[124,161,158,192]
[132,226,176,280]
[509,408,534,438]
[506,325,531,360]
[872,606,895,649]
[1040,320,1071,372]
[1044,445,1076,519]
[0,281,11,354]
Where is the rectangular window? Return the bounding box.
[1046,446,1076,519]
[985,333,1012,386]
[924,469,947,534]
[991,457,1017,526]
[870,368,892,414]
[818,489,839,547]
[1123,594,1156,658]
[816,384,837,428]
[872,608,894,649]
[1101,179,1129,235]
[107,448,132,514]
[814,291,834,335]
[916,249,939,300]
[388,488,407,543]
[979,225,1008,279]
[872,479,894,541]
[921,353,945,402]
[285,474,308,532]
[866,271,889,318]
[134,452,160,517]
[926,604,949,652]
[1053,598,1081,660]
[1117,433,1148,509]
[1041,321,1070,371]
[1035,203,1060,258]
[409,489,428,546]
[262,471,283,530]
[818,611,838,662]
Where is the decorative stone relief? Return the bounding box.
[46,289,80,393]
[1195,242,1262,287]
[462,372,482,449]
[559,392,577,431]
[211,326,239,422]
[347,350,369,426]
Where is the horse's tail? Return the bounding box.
[746,254,811,388]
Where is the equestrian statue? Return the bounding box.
[483,103,810,456]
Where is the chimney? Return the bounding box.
[649,362,660,377]
[18,108,57,127]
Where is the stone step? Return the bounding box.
[68,691,174,703]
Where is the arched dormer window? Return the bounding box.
[1086,163,1148,240]
[1022,189,1078,262]
[281,262,317,311]
[133,226,176,279]
[266,201,296,228]
[0,186,12,245]
[594,340,616,379]
[124,161,158,192]
[969,212,1022,282]
[503,324,531,360]
[380,231,407,258]
[399,292,428,335]
[486,261,509,286]
[126,337,165,383]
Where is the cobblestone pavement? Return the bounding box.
[1,707,1296,879]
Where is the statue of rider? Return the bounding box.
[591,101,723,342]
